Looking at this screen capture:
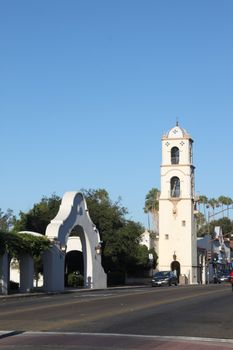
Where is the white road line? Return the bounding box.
[15,331,233,344]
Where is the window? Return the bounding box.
[171,147,179,164]
[182,220,186,226]
[170,176,180,198]
[165,234,169,240]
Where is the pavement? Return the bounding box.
[1,286,233,349]
[1,331,233,349]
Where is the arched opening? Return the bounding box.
[170,176,180,198]
[65,251,84,287]
[171,260,180,283]
[171,147,179,164]
[9,257,19,292]
[9,256,43,293]
[65,225,85,288]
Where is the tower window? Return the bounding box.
[170,176,180,198]
[165,234,169,240]
[171,147,179,164]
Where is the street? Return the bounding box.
[0,284,233,349]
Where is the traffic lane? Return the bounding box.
[96,285,233,339]
[0,285,226,326]
[0,284,225,310]
[0,286,229,327]
[0,285,231,337]
[0,284,226,313]
[0,287,154,313]
[1,332,233,350]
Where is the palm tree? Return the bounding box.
[218,196,233,218]
[208,198,219,219]
[218,196,228,217]
[198,195,208,221]
[196,212,206,236]
[225,197,233,218]
[144,188,160,233]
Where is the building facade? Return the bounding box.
[158,123,197,284]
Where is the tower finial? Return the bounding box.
[176,118,179,127]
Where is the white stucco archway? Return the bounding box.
[43,191,107,292]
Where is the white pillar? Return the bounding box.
[19,254,34,293]
[0,253,9,295]
[43,245,65,292]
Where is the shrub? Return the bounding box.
[67,272,84,287]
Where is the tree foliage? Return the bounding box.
[0,209,16,232]
[0,231,51,257]
[82,189,150,274]
[197,217,233,238]
[144,188,160,214]
[13,194,61,234]
[196,194,233,237]
[144,188,160,232]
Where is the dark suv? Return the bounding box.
[152,271,178,287]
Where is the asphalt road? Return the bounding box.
[0,284,233,349]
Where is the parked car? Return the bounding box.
[213,271,230,284]
[152,271,178,287]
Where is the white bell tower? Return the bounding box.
[158,123,197,284]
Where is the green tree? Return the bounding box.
[224,196,233,217]
[0,209,16,232]
[82,188,127,239]
[82,189,148,274]
[197,217,233,238]
[195,212,206,236]
[144,188,160,232]
[218,196,228,217]
[13,194,61,234]
[207,198,219,218]
[197,195,208,221]
[103,219,145,274]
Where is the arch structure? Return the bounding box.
[44,191,107,292]
[0,192,107,295]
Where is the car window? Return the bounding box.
[154,271,170,278]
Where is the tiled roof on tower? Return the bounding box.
[163,122,191,139]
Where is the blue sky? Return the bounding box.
[1,0,233,227]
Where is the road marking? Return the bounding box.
[76,293,113,297]
[10,331,233,345]
[0,330,24,340]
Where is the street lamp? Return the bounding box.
[95,241,103,255]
